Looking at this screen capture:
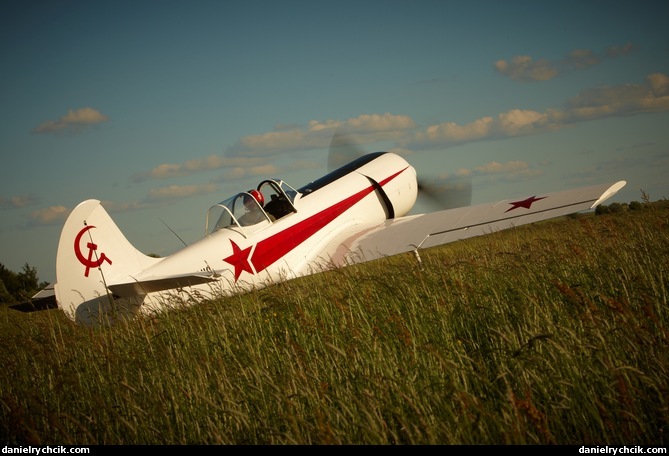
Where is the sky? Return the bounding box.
[1,0,668,284]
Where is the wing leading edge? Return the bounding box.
[344,181,627,264]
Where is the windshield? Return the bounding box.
[206,195,236,235]
[206,191,270,235]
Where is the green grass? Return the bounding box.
[1,207,668,444]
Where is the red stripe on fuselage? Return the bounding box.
[247,167,408,275]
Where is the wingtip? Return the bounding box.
[592,181,627,208]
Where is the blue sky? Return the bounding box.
[1,0,668,284]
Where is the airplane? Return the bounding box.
[11,150,626,326]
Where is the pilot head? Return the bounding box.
[244,189,264,208]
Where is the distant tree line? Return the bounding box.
[595,190,667,215]
[595,201,638,215]
[0,263,48,305]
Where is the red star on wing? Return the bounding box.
[223,240,254,281]
[505,195,547,213]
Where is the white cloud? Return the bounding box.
[495,55,557,82]
[343,113,416,133]
[33,107,109,134]
[218,164,281,181]
[469,161,544,183]
[405,109,552,149]
[145,183,220,202]
[495,43,635,82]
[563,73,669,120]
[412,117,494,146]
[474,161,530,175]
[495,109,549,136]
[227,113,416,157]
[0,194,40,209]
[131,156,267,182]
[606,43,635,57]
[566,48,600,69]
[648,73,669,97]
[27,205,69,226]
[231,129,319,156]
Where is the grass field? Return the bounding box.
[1,205,667,444]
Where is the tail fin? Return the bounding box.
[55,199,161,325]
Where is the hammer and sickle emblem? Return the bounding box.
[74,225,112,277]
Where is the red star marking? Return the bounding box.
[505,195,547,213]
[223,240,253,281]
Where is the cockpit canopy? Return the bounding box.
[205,178,299,236]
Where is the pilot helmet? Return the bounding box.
[245,189,264,207]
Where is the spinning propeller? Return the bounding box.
[327,128,472,211]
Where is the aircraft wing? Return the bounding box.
[344,181,626,264]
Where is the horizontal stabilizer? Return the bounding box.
[9,283,58,312]
[108,274,219,297]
